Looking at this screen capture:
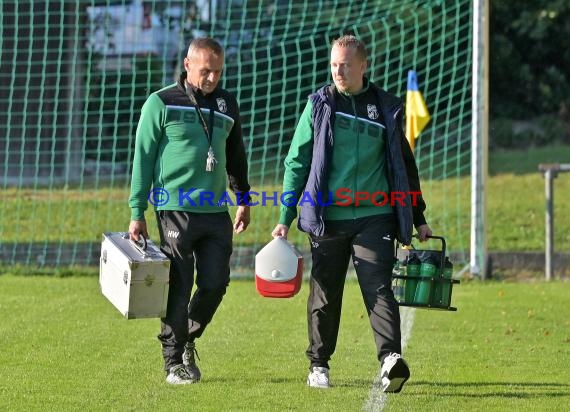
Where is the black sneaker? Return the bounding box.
[183,341,202,382]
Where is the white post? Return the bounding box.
[539,163,570,281]
[544,168,554,281]
[470,0,489,278]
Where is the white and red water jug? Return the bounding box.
[255,237,304,298]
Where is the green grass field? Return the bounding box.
[1,145,570,253]
[1,145,569,410]
[0,274,568,411]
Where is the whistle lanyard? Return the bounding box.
[184,82,218,171]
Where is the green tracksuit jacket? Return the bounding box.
[279,80,395,227]
[129,76,250,221]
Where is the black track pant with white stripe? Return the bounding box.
[156,210,233,371]
[306,214,401,369]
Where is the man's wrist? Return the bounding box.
[131,208,145,221]
[236,192,253,206]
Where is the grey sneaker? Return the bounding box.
[307,366,330,388]
[381,353,410,393]
[166,364,196,385]
[183,341,202,382]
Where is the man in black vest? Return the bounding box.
[272,35,432,392]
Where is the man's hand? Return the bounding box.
[416,224,433,242]
[271,224,289,239]
[129,220,148,241]
[234,205,250,234]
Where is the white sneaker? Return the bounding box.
[381,353,410,393]
[307,366,330,388]
[166,364,197,385]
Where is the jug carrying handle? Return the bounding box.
[413,234,447,271]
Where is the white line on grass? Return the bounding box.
[362,306,416,412]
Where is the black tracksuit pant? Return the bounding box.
[306,214,401,369]
[156,210,233,371]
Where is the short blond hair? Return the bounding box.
[331,35,367,61]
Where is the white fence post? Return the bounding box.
[539,163,570,281]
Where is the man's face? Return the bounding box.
[184,48,224,95]
[330,45,367,94]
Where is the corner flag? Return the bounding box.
[406,70,431,151]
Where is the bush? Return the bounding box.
[489,115,567,149]
[489,117,514,149]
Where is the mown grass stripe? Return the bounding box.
[363,307,416,411]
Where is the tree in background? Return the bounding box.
[490,0,570,121]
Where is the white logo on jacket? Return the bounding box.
[216,98,227,113]
[367,104,379,120]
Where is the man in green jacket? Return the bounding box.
[272,35,432,392]
[129,37,251,385]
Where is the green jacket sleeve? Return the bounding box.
[279,100,314,227]
[128,93,164,221]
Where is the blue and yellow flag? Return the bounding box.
[406,70,431,151]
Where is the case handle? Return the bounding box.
[130,234,148,257]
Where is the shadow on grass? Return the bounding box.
[330,379,570,397]
[403,380,570,398]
